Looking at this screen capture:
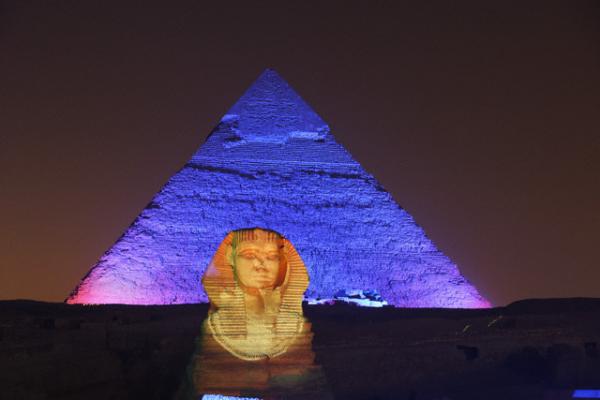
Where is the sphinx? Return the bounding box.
[177,228,331,399]
[203,228,308,360]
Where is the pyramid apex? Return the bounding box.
[222,69,329,141]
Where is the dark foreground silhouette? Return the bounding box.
[1,298,600,400]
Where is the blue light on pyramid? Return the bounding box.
[68,69,489,308]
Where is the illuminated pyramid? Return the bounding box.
[68,69,489,308]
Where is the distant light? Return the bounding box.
[306,289,389,307]
[202,395,261,400]
[573,389,600,398]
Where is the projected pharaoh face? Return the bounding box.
[233,233,283,291]
[188,229,330,398]
[200,228,309,361]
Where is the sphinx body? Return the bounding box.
[177,229,331,399]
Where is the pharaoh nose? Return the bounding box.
[253,254,266,266]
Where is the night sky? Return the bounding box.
[1,1,599,306]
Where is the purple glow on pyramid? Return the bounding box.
[68,69,490,308]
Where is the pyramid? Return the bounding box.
[67,69,489,308]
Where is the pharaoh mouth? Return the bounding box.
[254,275,273,280]
[253,274,275,282]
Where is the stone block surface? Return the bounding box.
[67,70,488,308]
